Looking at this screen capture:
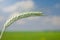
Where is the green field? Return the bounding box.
[0,31,60,40]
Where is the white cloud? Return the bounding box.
[51,16,60,26]
[0,0,4,2]
[41,16,60,26]
[27,16,60,26]
[3,5,17,13]
[2,0,34,13]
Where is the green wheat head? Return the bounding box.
[4,12,43,27]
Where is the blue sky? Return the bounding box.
[0,0,60,31]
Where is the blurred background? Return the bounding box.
[0,0,60,40]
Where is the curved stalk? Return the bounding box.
[0,12,43,39]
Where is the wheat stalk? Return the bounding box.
[0,12,43,39]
